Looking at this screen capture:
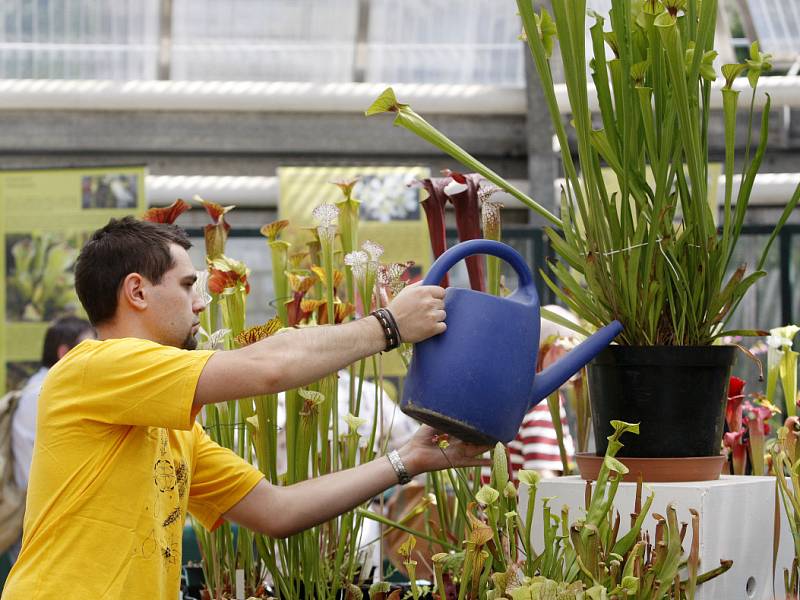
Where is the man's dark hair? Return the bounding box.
[75,217,192,325]
[42,316,94,368]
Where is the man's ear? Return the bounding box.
[120,273,149,312]
[56,343,70,360]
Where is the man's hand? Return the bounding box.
[397,425,492,477]
[387,283,447,343]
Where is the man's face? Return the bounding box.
[147,244,206,349]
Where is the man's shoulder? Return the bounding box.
[58,338,195,365]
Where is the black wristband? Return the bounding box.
[371,308,401,351]
[382,308,401,341]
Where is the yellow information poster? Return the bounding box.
[278,166,432,376]
[1,165,147,391]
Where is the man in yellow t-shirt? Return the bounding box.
[3,217,490,599]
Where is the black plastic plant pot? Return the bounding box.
[588,345,737,458]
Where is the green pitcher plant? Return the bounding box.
[392,422,731,599]
[366,0,800,346]
[147,195,417,598]
[767,325,800,418]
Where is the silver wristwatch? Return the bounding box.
[387,449,411,485]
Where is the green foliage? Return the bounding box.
[394,422,733,599]
[368,0,800,346]
[191,192,410,598]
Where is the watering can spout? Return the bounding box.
[529,320,623,407]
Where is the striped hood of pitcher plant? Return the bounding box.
[377,261,415,301]
[197,326,230,351]
[310,265,344,296]
[311,203,339,243]
[292,299,323,326]
[726,376,746,433]
[288,251,309,269]
[207,256,250,295]
[362,240,384,264]
[782,416,800,463]
[297,388,325,417]
[334,180,361,257]
[344,250,369,283]
[412,177,450,288]
[332,176,360,200]
[196,195,235,226]
[723,429,747,475]
[343,413,368,434]
[142,198,191,224]
[743,401,775,436]
[286,272,316,295]
[479,186,504,241]
[442,170,486,292]
[465,502,494,546]
[306,300,355,325]
[345,240,385,280]
[260,219,289,243]
[743,400,778,475]
[284,273,316,326]
[195,195,234,260]
[207,268,249,295]
[333,302,355,324]
[234,317,283,347]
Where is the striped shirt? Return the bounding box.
[482,397,575,482]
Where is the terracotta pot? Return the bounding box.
[575,452,727,482]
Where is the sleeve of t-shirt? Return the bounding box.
[74,338,215,430]
[187,424,265,531]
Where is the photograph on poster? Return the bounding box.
[354,173,421,222]
[5,231,83,321]
[81,173,138,209]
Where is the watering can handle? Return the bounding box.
[423,239,536,295]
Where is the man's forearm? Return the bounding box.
[195,283,444,406]
[267,450,408,538]
[248,315,387,393]
[222,425,490,539]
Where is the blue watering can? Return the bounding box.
[401,239,623,444]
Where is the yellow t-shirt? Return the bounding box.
[3,338,265,599]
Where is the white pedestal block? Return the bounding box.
[518,476,791,600]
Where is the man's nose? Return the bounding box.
[193,293,207,313]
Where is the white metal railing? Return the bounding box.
[1,76,799,113]
[146,173,800,208]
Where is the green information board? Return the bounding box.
[1,165,147,391]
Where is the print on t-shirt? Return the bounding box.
[136,428,187,567]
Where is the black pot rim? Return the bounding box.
[591,344,737,367]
